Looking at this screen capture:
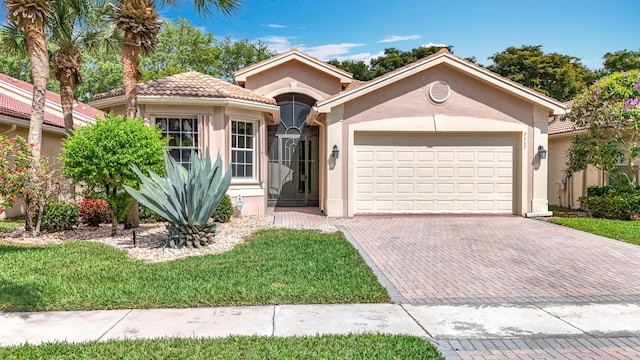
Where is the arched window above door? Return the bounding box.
[275,93,316,135]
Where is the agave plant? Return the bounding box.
[125,149,232,248]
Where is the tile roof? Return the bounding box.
[93,71,276,105]
[0,74,102,129]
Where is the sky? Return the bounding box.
[160,0,638,70]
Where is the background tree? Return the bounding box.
[139,18,220,82]
[602,49,640,74]
[3,0,52,158]
[564,69,640,183]
[329,45,452,81]
[61,114,165,236]
[215,36,273,81]
[487,45,595,101]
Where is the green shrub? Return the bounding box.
[139,205,165,223]
[212,194,234,223]
[40,201,80,232]
[582,184,640,220]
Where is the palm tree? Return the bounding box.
[112,0,240,119]
[49,0,120,136]
[111,0,240,228]
[4,0,53,158]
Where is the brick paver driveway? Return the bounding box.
[334,215,640,305]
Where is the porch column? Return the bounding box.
[325,105,344,217]
[529,107,552,216]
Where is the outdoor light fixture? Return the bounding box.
[537,145,547,160]
[332,145,340,159]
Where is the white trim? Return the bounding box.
[230,117,259,181]
[235,50,352,85]
[265,87,324,101]
[0,116,66,135]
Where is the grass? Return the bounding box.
[0,217,24,233]
[549,216,640,245]
[0,335,444,360]
[0,228,390,311]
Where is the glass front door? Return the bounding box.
[268,135,319,206]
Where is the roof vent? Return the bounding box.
[428,81,450,103]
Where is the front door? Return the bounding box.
[268,134,319,206]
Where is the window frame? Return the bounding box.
[154,115,200,169]
[230,118,259,181]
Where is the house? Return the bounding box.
[547,119,604,209]
[91,48,569,217]
[0,73,102,218]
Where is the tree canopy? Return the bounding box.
[329,46,455,81]
[487,45,595,101]
[564,69,640,183]
[602,49,640,74]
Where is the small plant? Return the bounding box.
[40,201,80,232]
[212,194,234,223]
[79,199,111,226]
[125,149,232,248]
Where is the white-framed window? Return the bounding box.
[155,117,199,168]
[231,120,257,179]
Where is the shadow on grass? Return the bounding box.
[0,279,42,311]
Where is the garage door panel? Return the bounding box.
[354,134,514,214]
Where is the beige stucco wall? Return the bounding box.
[322,64,551,217]
[548,134,603,208]
[243,60,343,99]
[0,122,66,219]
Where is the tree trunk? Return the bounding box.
[59,75,76,137]
[122,37,141,228]
[122,41,139,119]
[24,21,49,159]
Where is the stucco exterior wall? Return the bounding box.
[343,64,534,126]
[321,64,550,217]
[548,134,603,208]
[243,61,343,99]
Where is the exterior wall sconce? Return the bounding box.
[537,145,547,160]
[332,145,340,159]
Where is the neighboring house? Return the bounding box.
[0,73,102,218]
[91,48,569,217]
[547,119,607,209]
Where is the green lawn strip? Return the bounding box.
[549,217,640,245]
[0,335,444,360]
[0,228,390,311]
[0,217,24,233]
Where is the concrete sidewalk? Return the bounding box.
[2,302,640,347]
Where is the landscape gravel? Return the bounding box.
[1,216,275,263]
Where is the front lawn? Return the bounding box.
[0,228,390,311]
[0,335,444,359]
[549,216,640,245]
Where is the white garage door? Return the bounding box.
[354,133,514,214]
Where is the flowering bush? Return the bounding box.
[0,135,63,235]
[565,70,640,183]
[79,199,111,226]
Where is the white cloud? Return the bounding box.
[260,36,300,54]
[422,42,448,48]
[265,24,287,29]
[336,51,385,64]
[378,35,421,43]
[304,43,365,60]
